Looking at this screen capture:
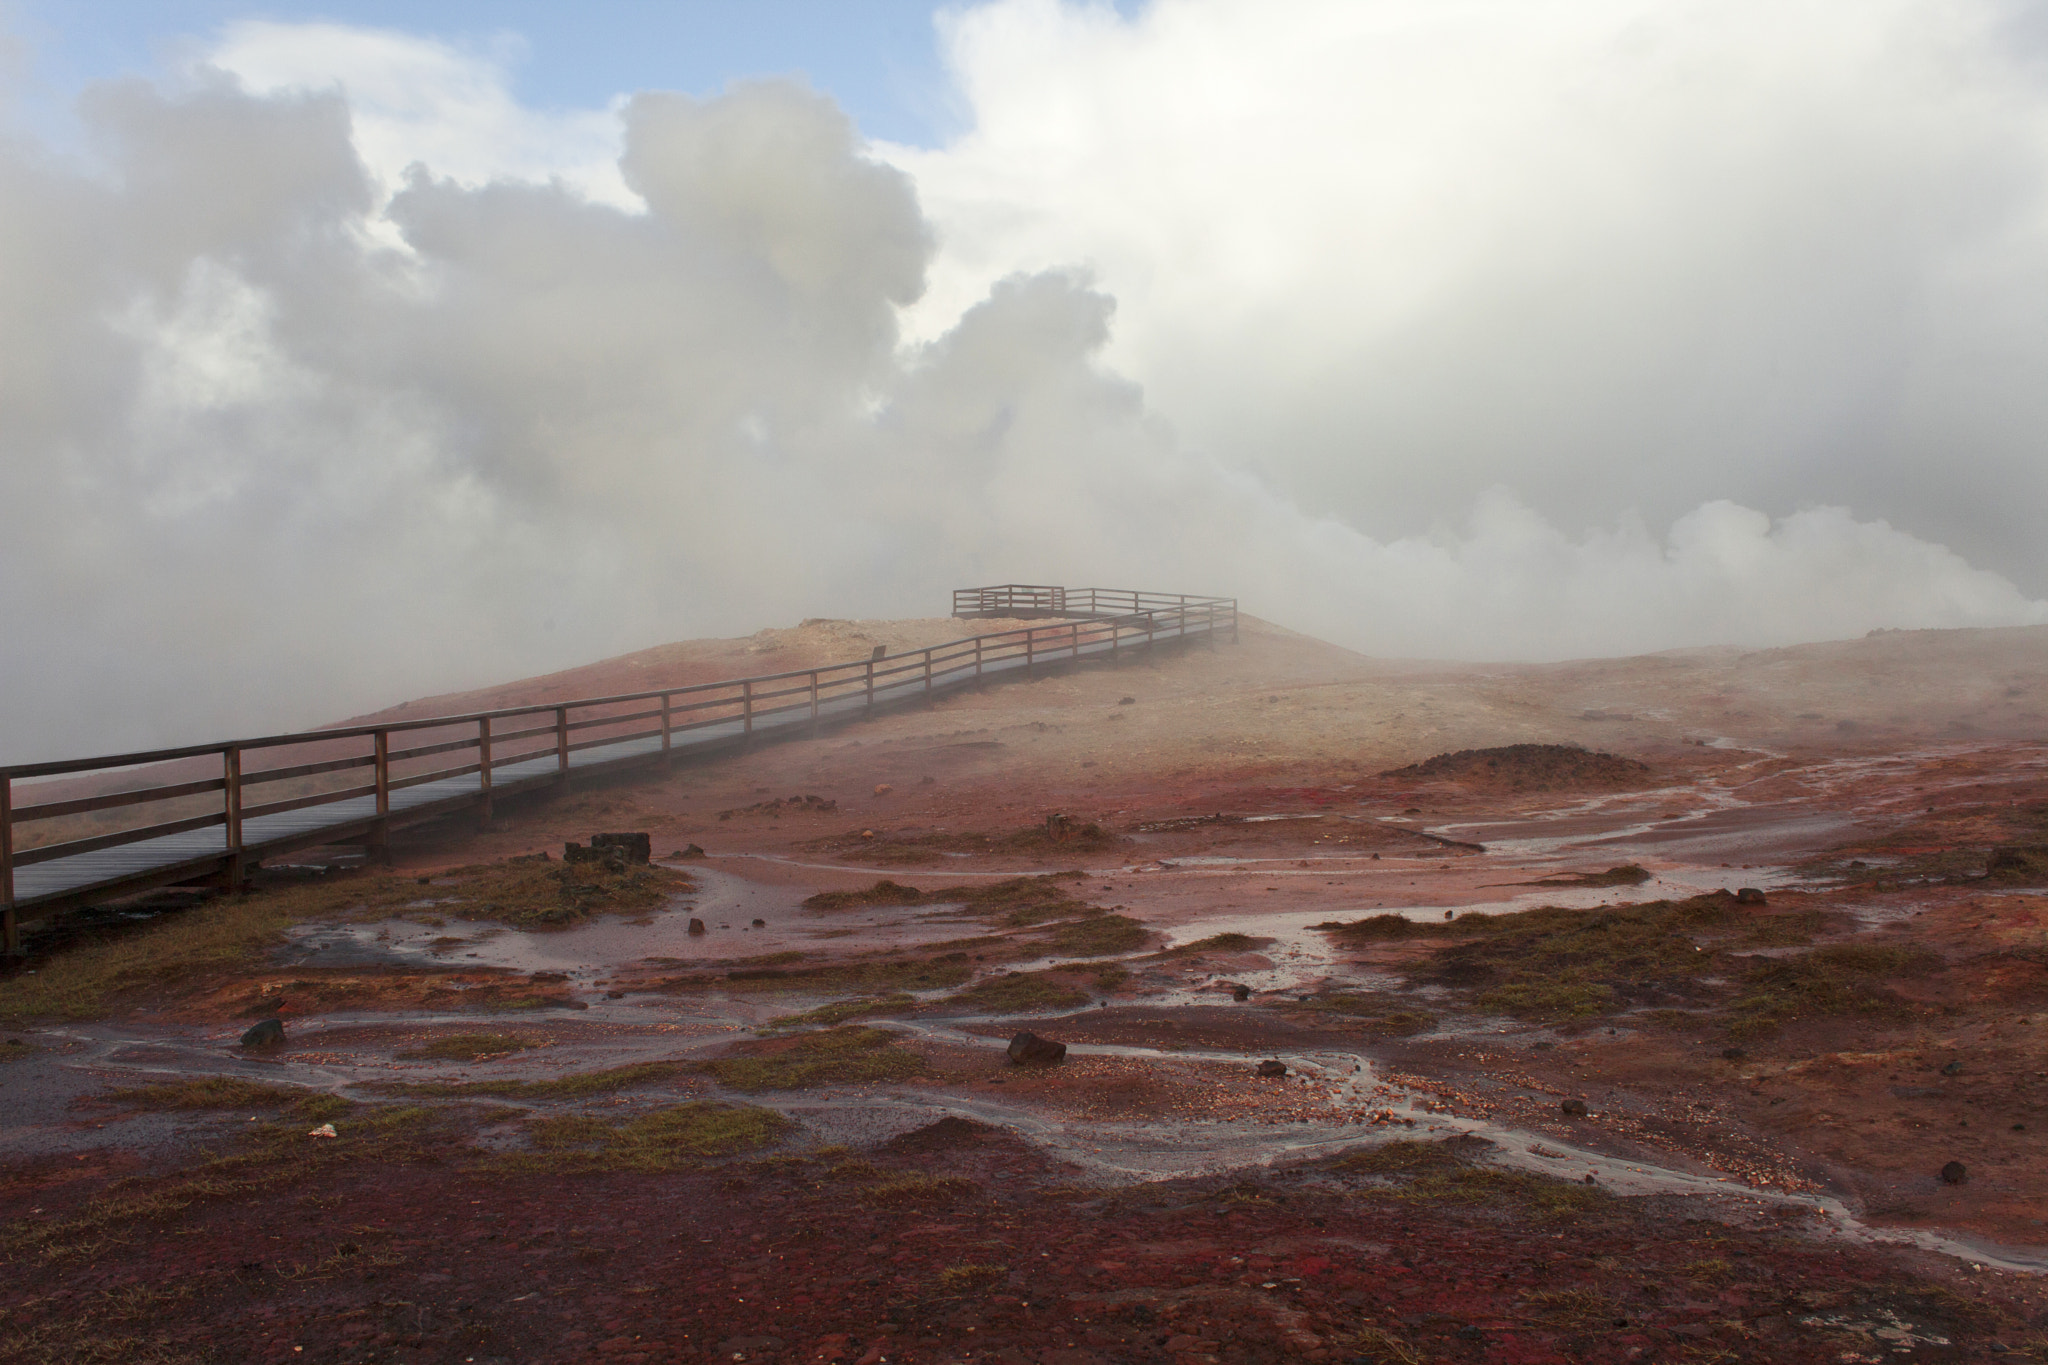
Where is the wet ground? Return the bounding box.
[8,622,2048,1361]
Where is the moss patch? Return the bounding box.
[1727,944,1943,1039]
[704,1026,924,1092]
[369,1061,686,1100]
[515,1101,789,1173]
[947,971,1092,1012]
[762,993,918,1031]
[395,1032,538,1062]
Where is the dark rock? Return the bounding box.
[1232,985,1251,1002]
[1560,1098,1590,1117]
[1735,887,1767,905]
[240,1018,285,1048]
[687,918,707,936]
[1008,1031,1067,1066]
[1257,1059,1288,1078]
[673,844,707,860]
[1118,696,1136,705]
[1941,1160,1969,1185]
[604,991,624,999]
[1987,845,2048,885]
[1942,1060,1963,1077]
[752,918,766,927]
[1722,1047,1748,1061]
[590,832,651,864]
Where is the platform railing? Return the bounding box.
[0,586,1237,948]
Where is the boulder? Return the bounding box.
[1560,1098,1590,1117]
[1232,985,1251,1002]
[1735,887,1768,905]
[1008,1031,1067,1066]
[1941,1160,1969,1185]
[687,918,707,936]
[1257,1059,1288,1078]
[241,1018,285,1049]
[591,832,651,864]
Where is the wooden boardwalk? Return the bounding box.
[1,586,1235,950]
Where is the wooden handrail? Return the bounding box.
[0,587,1236,940]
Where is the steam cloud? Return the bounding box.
[2,2,2046,764]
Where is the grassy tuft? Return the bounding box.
[858,1173,980,1206]
[1044,914,1149,957]
[802,880,929,911]
[1287,995,1436,1034]
[947,971,1091,1012]
[704,1026,923,1092]
[368,1060,685,1100]
[762,993,918,1031]
[937,1263,1007,1291]
[514,1101,789,1173]
[1332,1139,1467,1175]
[1170,932,1264,955]
[394,1032,538,1061]
[1726,944,1942,1039]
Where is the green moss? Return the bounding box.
[1727,944,1942,1039]
[947,971,1092,1012]
[103,1077,310,1111]
[517,1101,790,1173]
[1171,932,1263,955]
[858,1173,980,1206]
[1045,914,1148,957]
[1288,996,1436,1034]
[394,1032,537,1061]
[368,1060,686,1100]
[762,993,917,1030]
[802,880,929,911]
[704,1026,924,1092]
[937,1263,1007,1291]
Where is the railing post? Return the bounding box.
[369,730,391,863]
[923,649,933,697]
[1071,621,1081,662]
[661,693,673,757]
[975,635,984,681]
[478,716,494,827]
[554,708,569,784]
[865,658,876,711]
[1,772,16,957]
[1111,618,1119,667]
[809,671,820,735]
[225,745,245,888]
[1026,628,1035,677]
[742,680,753,739]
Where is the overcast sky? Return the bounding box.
[4,0,2048,764]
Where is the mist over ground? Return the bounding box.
[4,0,2048,765]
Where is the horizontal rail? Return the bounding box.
[0,587,1236,942]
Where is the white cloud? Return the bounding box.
[889,0,2048,589]
[203,20,637,209]
[0,12,2044,766]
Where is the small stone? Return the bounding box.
[1232,985,1251,1002]
[873,783,893,796]
[1942,1060,1964,1076]
[1735,887,1767,905]
[752,918,766,927]
[1118,696,1136,705]
[240,1019,285,1049]
[1941,1160,1969,1185]
[1007,1031,1067,1066]
[1560,1098,1590,1117]
[1722,1047,1747,1061]
[687,918,706,936]
[1257,1059,1288,1078]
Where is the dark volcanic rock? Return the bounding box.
[1008,1031,1067,1066]
[240,1018,285,1049]
[1257,1059,1288,1078]
[1941,1161,1970,1185]
[687,918,707,936]
[671,844,707,860]
[1232,985,1251,1002]
[591,832,651,864]
[1560,1098,1590,1117]
[1734,887,1767,905]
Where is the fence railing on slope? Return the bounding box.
[0,586,1237,948]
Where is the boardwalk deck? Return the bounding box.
[1,586,1235,948]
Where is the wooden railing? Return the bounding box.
[0,586,1236,948]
